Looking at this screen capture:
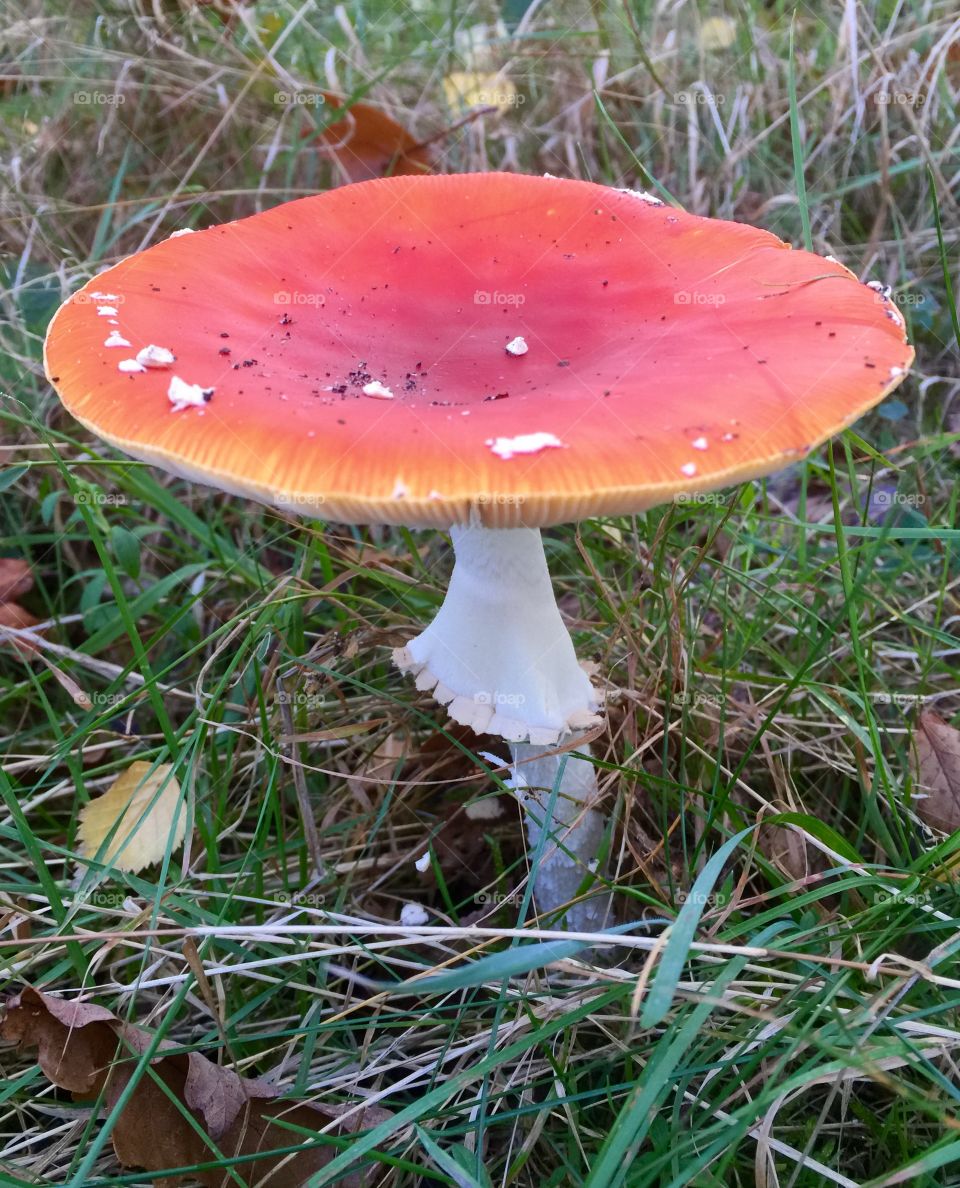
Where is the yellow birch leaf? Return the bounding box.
[78,761,186,872]
[442,71,517,113]
[700,16,736,51]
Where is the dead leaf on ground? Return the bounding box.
[756,814,829,887]
[699,16,737,51]
[442,71,517,112]
[346,732,408,812]
[0,558,40,654]
[0,600,39,640]
[0,558,33,602]
[308,94,432,182]
[77,761,188,872]
[364,732,408,786]
[2,986,391,1187]
[911,710,960,833]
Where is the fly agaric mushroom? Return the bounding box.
[44,173,913,931]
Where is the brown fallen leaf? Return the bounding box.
[77,761,188,872]
[911,710,960,833]
[0,558,40,654]
[0,599,41,655]
[0,898,32,942]
[0,557,33,602]
[364,732,408,786]
[308,94,432,182]
[756,815,828,887]
[2,986,391,1187]
[0,602,39,631]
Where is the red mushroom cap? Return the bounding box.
[45,173,913,528]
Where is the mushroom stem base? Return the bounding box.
[510,741,612,932]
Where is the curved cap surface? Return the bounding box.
[45,173,913,527]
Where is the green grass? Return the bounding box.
[2,1,960,1185]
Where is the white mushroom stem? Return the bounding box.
[394,524,610,927]
[396,525,600,741]
[509,741,612,931]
